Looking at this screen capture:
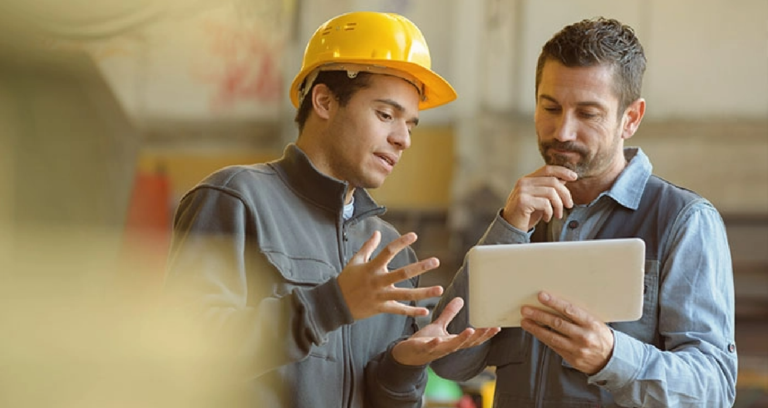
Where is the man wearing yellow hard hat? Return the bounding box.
[163,11,499,407]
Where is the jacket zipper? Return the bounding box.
[340,221,353,407]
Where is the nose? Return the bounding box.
[554,112,577,142]
[388,121,411,150]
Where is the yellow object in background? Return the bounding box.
[480,380,495,408]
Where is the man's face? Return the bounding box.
[534,60,626,180]
[324,74,420,189]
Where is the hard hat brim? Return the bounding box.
[290,60,457,111]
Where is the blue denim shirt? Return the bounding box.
[432,148,738,407]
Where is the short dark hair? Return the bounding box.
[294,71,373,133]
[535,17,646,114]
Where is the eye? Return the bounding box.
[578,111,599,119]
[542,106,561,113]
[377,111,393,121]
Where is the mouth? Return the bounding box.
[549,148,579,156]
[374,152,398,170]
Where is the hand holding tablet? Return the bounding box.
[467,238,645,328]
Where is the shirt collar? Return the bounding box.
[270,143,384,218]
[604,147,653,210]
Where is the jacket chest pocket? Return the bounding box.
[262,250,340,361]
[262,250,338,296]
[610,259,660,344]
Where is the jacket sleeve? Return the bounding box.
[161,186,353,378]
[430,211,531,381]
[364,334,429,406]
[588,201,738,407]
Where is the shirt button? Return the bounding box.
[567,220,579,229]
[728,343,736,353]
[596,380,607,386]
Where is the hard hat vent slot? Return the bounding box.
[343,23,357,31]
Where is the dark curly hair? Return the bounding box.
[535,17,646,114]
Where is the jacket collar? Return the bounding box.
[271,144,385,219]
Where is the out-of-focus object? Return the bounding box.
[424,366,464,407]
[120,168,174,305]
[0,34,139,232]
[0,16,145,408]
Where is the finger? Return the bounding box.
[531,165,578,182]
[413,334,465,360]
[460,327,501,349]
[384,286,444,302]
[368,232,418,269]
[380,257,440,286]
[426,328,476,354]
[461,330,487,349]
[351,231,382,264]
[431,297,464,327]
[520,318,567,350]
[538,291,588,325]
[554,180,574,209]
[526,187,564,220]
[529,196,554,223]
[379,301,430,317]
[521,306,574,341]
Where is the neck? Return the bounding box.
[344,189,355,205]
[296,136,356,205]
[568,156,628,205]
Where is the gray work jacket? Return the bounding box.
[164,144,427,408]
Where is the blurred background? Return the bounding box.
[0,0,766,407]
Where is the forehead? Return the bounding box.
[538,60,619,106]
[354,74,421,111]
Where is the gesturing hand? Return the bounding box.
[392,297,501,366]
[337,231,444,321]
[502,165,577,231]
[520,291,614,375]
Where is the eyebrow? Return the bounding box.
[539,94,607,111]
[374,98,420,127]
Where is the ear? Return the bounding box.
[620,98,646,140]
[311,83,336,120]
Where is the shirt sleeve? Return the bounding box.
[587,200,738,407]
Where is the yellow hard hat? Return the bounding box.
[290,11,457,110]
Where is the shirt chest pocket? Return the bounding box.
[610,259,660,345]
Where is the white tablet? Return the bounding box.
[467,238,645,328]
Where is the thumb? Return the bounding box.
[433,297,464,328]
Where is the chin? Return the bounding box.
[546,154,576,169]
[365,180,386,190]
[354,176,386,190]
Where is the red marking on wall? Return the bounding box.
[195,18,284,110]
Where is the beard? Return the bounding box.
[538,135,621,179]
[538,140,591,176]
